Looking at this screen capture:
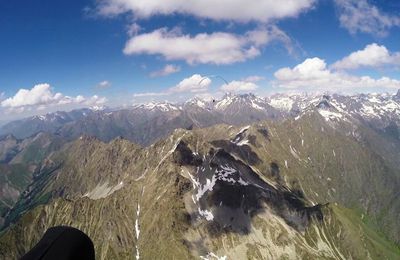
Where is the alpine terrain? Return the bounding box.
[0,92,399,259]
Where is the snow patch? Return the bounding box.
[318,110,343,121]
[135,204,140,240]
[269,97,294,111]
[135,203,141,260]
[200,252,227,260]
[215,96,234,110]
[290,145,300,160]
[231,125,250,145]
[251,100,263,110]
[196,175,217,201]
[198,209,214,221]
[238,178,249,186]
[237,138,249,146]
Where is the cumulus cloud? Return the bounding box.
[150,64,181,77]
[170,74,211,93]
[1,83,107,112]
[332,43,400,70]
[97,80,112,89]
[97,0,315,22]
[1,84,64,108]
[133,74,260,99]
[274,57,400,91]
[123,26,293,65]
[334,0,400,36]
[220,81,259,93]
[133,74,211,97]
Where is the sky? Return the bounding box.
[0,0,400,121]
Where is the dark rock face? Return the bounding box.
[193,147,323,237]
[316,99,331,109]
[208,181,266,235]
[323,95,331,100]
[173,141,202,166]
[257,128,270,141]
[210,140,261,166]
[269,162,281,181]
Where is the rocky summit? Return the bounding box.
[0,92,399,259]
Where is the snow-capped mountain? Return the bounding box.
[210,93,282,124]
[1,91,400,144]
[213,93,268,111]
[267,92,400,127]
[184,97,212,110]
[133,101,180,112]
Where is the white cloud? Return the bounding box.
[84,95,108,106]
[220,81,259,93]
[332,43,400,70]
[98,0,315,22]
[123,26,293,65]
[1,84,63,108]
[193,92,215,102]
[97,80,112,89]
[126,22,141,36]
[274,57,400,91]
[334,0,400,36]
[170,74,211,93]
[242,75,265,82]
[150,64,181,77]
[247,25,295,55]
[133,92,169,97]
[1,83,107,112]
[133,74,212,98]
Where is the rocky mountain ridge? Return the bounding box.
[1,91,399,146]
[0,115,400,259]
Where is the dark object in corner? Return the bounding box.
[21,226,95,260]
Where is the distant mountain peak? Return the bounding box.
[134,101,180,112]
[214,92,265,111]
[185,97,210,109]
[90,105,106,111]
[316,96,331,110]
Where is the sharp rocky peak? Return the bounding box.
[395,89,400,99]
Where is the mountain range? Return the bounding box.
[1,91,399,145]
[0,91,399,259]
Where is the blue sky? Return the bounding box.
[0,0,400,120]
